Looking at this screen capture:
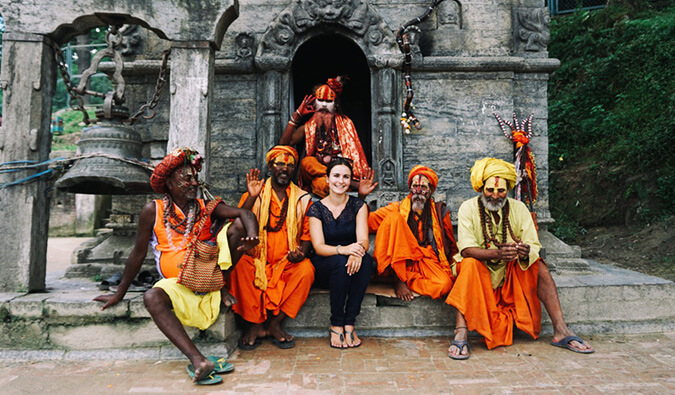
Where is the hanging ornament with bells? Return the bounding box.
[54,25,170,195]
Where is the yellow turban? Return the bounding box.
[470,158,516,192]
[408,165,439,191]
[266,145,298,164]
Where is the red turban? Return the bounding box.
[150,147,203,194]
[266,145,298,164]
[408,165,438,190]
[315,85,336,101]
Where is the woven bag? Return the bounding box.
[177,199,225,293]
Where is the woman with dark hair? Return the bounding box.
[307,157,373,349]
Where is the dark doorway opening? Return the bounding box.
[291,34,372,165]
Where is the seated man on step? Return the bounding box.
[445,157,593,360]
[228,145,315,350]
[95,147,260,384]
[365,165,458,301]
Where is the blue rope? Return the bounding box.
[0,169,55,189]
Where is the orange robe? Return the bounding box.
[300,113,369,197]
[445,258,541,349]
[368,197,459,299]
[228,186,315,324]
[445,197,542,349]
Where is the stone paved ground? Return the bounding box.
[1,332,674,394]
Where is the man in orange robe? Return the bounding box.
[229,146,315,350]
[367,166,458,301]
[445,157,593,360]
[279,76,369,197]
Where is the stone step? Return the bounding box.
[0,261,672,357]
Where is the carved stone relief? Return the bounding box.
[437,0,461,29]
[235,32,255,61]
[119,25,142,56]
[380,159,397,189]
[514,7,551,53]
[256,0,400,70]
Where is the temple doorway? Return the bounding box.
[291,33,372,165]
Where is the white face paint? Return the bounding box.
[314,98,335,114]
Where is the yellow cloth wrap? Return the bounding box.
[399,195,451,268]
[470,157,517,192]
[215,222,233,271]
[153,277,221,330]
[265,145,298,164]
[250,180,302,290]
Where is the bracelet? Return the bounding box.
[288,119,298,127]
[336,245,341,255]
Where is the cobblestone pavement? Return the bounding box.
[1,332,673,394]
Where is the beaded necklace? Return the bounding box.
[162,195,200,251]
[478,198,520,249]
[265,195,289,233]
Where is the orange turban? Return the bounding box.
[470,157,516,192]
[408,165,438,190]
[315,85,336,101]
[150,147,203,194]
[266,145,298,164]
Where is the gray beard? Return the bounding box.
[411,194,427,213]
[481,195,506,212]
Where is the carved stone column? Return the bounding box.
[168,42,215,182]
[371,65,403,203]
[255,56,289,166]
[0,34,56,292]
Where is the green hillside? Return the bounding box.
[548,1,674,240]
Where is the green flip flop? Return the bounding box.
[185,364,223,385]
[207,356,234,374]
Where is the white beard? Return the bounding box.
[481,194,506,212]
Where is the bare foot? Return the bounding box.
[344,325,361,348]
[394,278,414,301]
[447,327,469,358]
[190,356,215,382]
[268,313,294,342]
[239,323,267,347]
[329,326,347,349]
[221,289,237,312]
[552,329,594,353]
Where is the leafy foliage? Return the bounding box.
[548,2,675,234]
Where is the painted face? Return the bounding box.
[167,166,199,201]
[314,98,335,114]
[269,154,296,187]
[482,176,508,211]
[326,164,352,195]
[410,174,432,213]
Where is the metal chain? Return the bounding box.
[128,49,171,124]
[50,41,92,125]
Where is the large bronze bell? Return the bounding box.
[55,105,153,195]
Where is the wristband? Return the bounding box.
[288,119,298,127]
[336,245,341,255]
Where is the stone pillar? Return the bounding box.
[0,34,56,292]
[168,42,215,182]
[372,66,403,200]
[257,69,283,166]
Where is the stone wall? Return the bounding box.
[114,0,554,218]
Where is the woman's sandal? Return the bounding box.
[344,329,361,348]
[329,327,347,349]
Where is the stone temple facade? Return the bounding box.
[0,0,558,292]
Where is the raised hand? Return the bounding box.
[296,95,316,118]
[358,167,378,198]
[246,168,264,199]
